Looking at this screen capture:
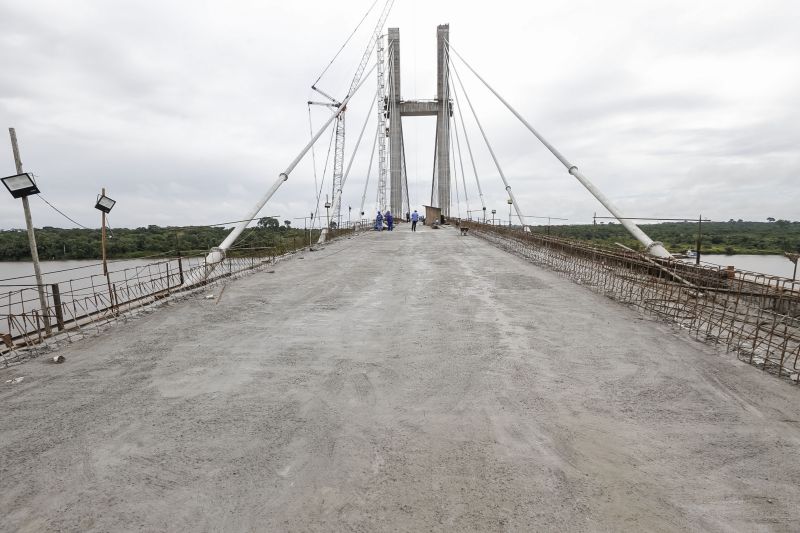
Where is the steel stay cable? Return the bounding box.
[400,118,410,214]
[312,117,339,230]
[360,124,380,216]
[312,0,381,88]
[341,87,380,193]
[447,55,485,210]
[451,113,470,215]
[445,40,670,257]
[450,123,461,218]
[308,104,321,219]
[448,56,526,227]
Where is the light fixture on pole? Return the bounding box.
[1,172,40,198]
[5,128,50,335]
[94,193,116,213]
[483,206,487,223]
[491,209,496,226]
[324,196,332,229]
[507,198,513,227]
[348,205,352,227]
[94,188,116,277]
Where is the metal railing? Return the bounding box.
[0,227,364,365]
[457,220,800,384]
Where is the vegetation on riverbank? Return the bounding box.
[536,220,800,255]
[0,218,320,261]
[2,218,798,261]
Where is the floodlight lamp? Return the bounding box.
[507,198,513,204]
[324,201,331,209]
[94,194,116,213]
[491,209,496,215]
[1,173,40,198]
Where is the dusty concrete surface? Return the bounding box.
[2,223,800,532]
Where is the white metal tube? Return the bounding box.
[568,167,670,257]
[447,43,670,258]
[450,61,526,227]
[207,63,377,264]
[360,124,380,216]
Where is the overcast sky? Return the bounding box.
[1,0,798,232]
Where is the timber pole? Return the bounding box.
[8,128,51,335]
[101,188,108,275]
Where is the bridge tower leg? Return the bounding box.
[435,24,451,217]
[388,28,403,218]
[388,25,451,219]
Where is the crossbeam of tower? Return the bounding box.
[387,24,452,217]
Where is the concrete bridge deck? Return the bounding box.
[2,224,799,531]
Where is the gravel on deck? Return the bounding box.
[2,223,799,532]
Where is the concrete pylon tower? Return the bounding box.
[387,24,451,218]
[435,24,451,216]
[388,28,402,217]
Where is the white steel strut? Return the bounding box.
[205,64,377,267]
[447,42,671,258]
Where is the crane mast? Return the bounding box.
[326,0,394,227]
[376,35,388,212]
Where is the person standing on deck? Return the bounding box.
[375,210,383,231]
[385,211,394,231]
[411,210,419,232]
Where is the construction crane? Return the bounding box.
[311,0,395,231]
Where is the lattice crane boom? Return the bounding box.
[329,0,395,226]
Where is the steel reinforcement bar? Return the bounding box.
[462,221,800,384]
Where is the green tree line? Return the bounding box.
[541,220,800,255]
[0,218,318,261]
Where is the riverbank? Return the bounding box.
[3,225,799,531]
[546,220,800,256]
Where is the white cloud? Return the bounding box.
[1,0,798,233]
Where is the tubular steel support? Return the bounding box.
[206,64,377,266]
[447,43,671,258]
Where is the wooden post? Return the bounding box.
[696,214,702,266]
[100,187,115,312]
[101,188,108,275]
[8,128,51,335]
[51,283,65,331]
[177,254,185,285]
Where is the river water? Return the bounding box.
[691,254,796,279]
[0,259,167,288]
[0,258,197,333]
[1,254,796,288]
